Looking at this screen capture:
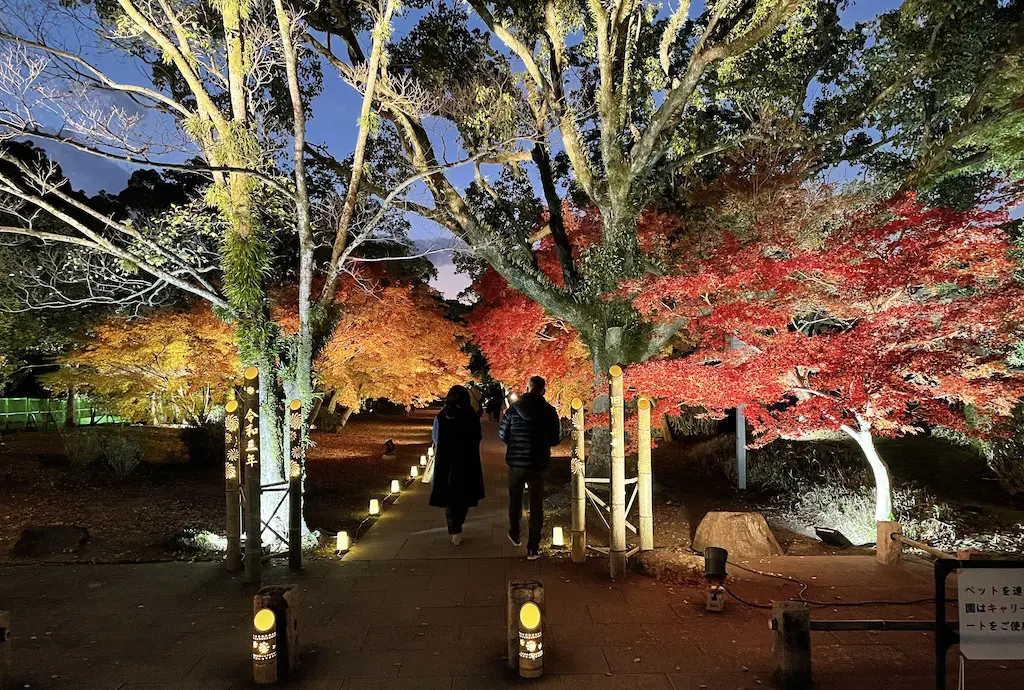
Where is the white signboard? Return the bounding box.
[958,568,1024,660]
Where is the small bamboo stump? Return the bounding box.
[876,520,902,565]
[0,611,10,690]
[507,580,544,677]
[772,601,811,689]
[570,398,586,564]
[253,586,299,683]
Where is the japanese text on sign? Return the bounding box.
[959,568,1024,660]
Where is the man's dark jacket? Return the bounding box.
[499,392,561,468]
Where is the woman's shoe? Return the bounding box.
[451,534,463,546]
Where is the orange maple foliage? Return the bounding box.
[276,278,470,409]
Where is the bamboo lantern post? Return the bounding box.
[287,399,303,572]
[225,399,242,571]
[570,397,586,563]
[241,367,262,585]
[637,397,654,551]
[609,365,627,578]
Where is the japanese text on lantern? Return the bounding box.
[959,568,1024,660]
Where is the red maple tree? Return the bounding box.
[627,189,1024,520]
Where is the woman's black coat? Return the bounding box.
[429,407,485,508]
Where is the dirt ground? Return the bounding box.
[0,409,433,564]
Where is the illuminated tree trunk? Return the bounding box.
[841,416,893,522]
[64,385,77,427]
[339,407,355,428]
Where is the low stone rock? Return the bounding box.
[692,511,783,558]
[11,525,90,557]
[631,547,705,585]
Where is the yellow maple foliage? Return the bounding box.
[45,304,238,425]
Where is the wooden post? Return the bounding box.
[772,601,811,689]
[64,386,77,427]
[507,580,544,676]
[609,364,627,579]
[225,399,242,572]
[637,397,654,552]
[876,520,902,565]
[253,585,299,682]
[736,403,747,490]
[241,367,262,585]
[0,611,10,690]
[730,337,748,490]
[570,398,586,564]
[287,399,303,572]
[657,414,673,443]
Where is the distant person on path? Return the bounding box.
[499,375,561,559]
[484,387,503,423]
[430,385,485,546]
[467,382,484,417]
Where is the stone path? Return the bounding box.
[2,419,1022,688]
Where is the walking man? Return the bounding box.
[500,376,562,559]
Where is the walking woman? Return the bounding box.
[430,385,485,545]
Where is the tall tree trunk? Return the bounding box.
[841,417,894,522]
[273,0,313,548]
[339,406,355,428]
[64,385,77,427]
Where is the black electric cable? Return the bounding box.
[687,547,945,609]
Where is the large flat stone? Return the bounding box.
[692,511,783,558]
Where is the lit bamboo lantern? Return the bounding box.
[252,607,277,684]
[241,367,261,585]
[570,397,586,563]
[369,499,380,515]
[390,479,401,494]
[287,399,303,573]
[507,579,544,677]
[551,526,565,548]
[224,399,242,572]
[419,455,428,467]
[638,397,654,552]
[609,364,627,579]
[427,446,435,459]
[410,465,419,479]
[336,531,349,553]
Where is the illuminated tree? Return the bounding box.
[318,282,469,411]
[627,187,1024,520]
[303,0,1023,472]
[45,304,239,426]
[276,277,470,416]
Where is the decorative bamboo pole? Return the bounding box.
[225,399,242,571]
[609,364,627,578]
[287,399,303,572]
[241,367,262,584]
[570,397,586,564]
[637,397,654,551]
